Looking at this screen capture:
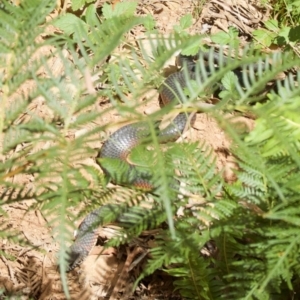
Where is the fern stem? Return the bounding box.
[0,51,15,155]
[259,238,297,292]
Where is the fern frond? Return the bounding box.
[2,1,300,298]
[170,142,222,198]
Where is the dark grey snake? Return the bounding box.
[66,50,257,271]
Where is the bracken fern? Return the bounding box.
[1,0,300,299]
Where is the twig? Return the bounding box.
[109,246,144,300]
[0,254,18,285]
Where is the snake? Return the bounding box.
[66,50,249,271]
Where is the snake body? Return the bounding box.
[67,50,241,271]
[67,208,102,270]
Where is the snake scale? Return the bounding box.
[66,50,249,271]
